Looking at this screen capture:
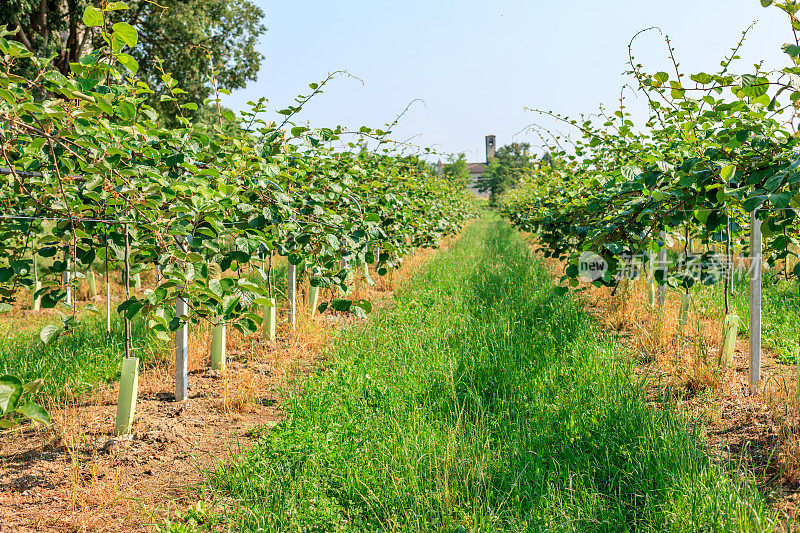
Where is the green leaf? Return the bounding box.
[112,22,138,47]
[40,324,63,344]
[15,403,50,426]
[350,299,373,318]
[105,1,130,10]
[82,6,104,27]
[783,43,800,58]
[720,165,736,182]
[209,278,223,297]
[116,52,139,73]
[690,72,713,84]
[222,294,240,316]
[653,72,669,84]
[771,191,793,208]
[23,379,43,394]
[0,375,23,414]
[743,195,767,213]
[330,299,352,312]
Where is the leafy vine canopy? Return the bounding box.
[0,4,478,342]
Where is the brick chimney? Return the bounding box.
[485,135,496,163]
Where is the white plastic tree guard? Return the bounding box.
[263,297,276,340]
[114,356,139,435]
[308,285,319,316]
[63,255,71,306]
[211,321,226,371]
[87,269,97,298]
[718,314,739,367]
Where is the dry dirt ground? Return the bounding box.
[0,242,451,532]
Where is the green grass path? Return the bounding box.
[188,216,775,532]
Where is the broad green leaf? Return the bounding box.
[116,52,139,73]
[112,22,138,47]
[39,324,63,344]
[0,375,23,414]
[83,6,104,27]
[23,379,43,393]
[720,165,736,182]
[105,1,130,10]
[222,295,240,316]
[15,403,50,426]
[783,43,800,58]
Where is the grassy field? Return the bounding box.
[0,315,162,402]
[0,261,290,404]
[174,215,775,532]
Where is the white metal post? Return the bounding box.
[105,274,111,335]
[657,231,667,309]
[63,254,71,306]
[749,209,762,388]
[175,295,188,401]
[287,262,296,329]
[32,255,41,311]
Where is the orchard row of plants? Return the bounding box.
[501,0,800,303]
[0,3,477,358]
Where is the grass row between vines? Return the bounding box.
[176,215,774,532]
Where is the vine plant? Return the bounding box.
[501,1,800,299]
[0,3,477,343]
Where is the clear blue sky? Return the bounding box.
[223,1,789,162]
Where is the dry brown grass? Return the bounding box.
[222,371,263,413]
[533,236,800,517]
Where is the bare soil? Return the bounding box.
[0,239,453,532]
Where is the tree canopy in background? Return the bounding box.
[1,0,266,125]
[477,141,535,203]
[440,153,471,190]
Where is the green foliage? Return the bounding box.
[101,0,266,126]
[440,153,471,190]
[188,217,773,531]
[476,142,534,203]
[500,7,800,293]
[1,314,162,402]
[0,7,478,343]
[0,0,266,126]
[0,373,49,428]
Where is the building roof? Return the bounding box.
[467,162,486,174]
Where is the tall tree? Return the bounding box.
[440,153,470,190]
[476,142,534,203]
[1,0,266,124]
